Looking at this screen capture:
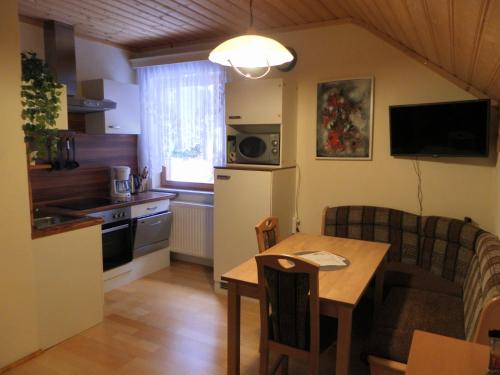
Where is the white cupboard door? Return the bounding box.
[103,80,140,134]
[225,78,283,125]
[83,79,140,134]
[213,169,272,283]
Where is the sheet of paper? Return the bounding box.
[297,251,346,266]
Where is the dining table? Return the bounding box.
[221,232,390,375]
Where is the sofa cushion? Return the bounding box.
[419,216,483,285]
[368,287,465,363]
[323,206,419,263]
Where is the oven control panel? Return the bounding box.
[89,207,131,224]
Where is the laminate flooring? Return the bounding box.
[4,261,372,375]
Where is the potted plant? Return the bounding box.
[21,52,63,165]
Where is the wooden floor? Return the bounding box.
[4,261,371,375]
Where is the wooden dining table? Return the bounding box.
[221,232,390,375]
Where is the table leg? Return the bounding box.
[374,257,386,314]
[227,282,241,375]
[336,305,353,375]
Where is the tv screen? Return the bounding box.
[390,99,490,157]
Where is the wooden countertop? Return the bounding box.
[32,191,176,239]
[32,216,104,240]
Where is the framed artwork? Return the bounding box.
[316,77,374,160]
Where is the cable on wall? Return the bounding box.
[295,163,301,233]
[412,157,423,216]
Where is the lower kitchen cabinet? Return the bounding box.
[33,225,103,349]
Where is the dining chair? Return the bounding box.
[255,254,337,375]
[255,216,280,253]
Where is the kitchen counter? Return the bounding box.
[32,191,176,239]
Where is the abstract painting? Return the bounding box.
[316,77,374,159]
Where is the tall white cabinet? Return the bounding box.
[213,167,296,284]
[225,78,297,168]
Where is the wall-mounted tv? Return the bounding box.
[389,99,490,157]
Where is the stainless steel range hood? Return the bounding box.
[43,21,116,113]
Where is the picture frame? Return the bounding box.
[316,77,374,160]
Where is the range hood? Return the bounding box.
[43,21,116,113]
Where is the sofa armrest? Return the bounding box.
[473,296,500,345]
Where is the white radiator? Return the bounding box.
[170,201,214,259]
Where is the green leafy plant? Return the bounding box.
[21,52,63,162]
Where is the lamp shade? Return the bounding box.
[209,34,293,68]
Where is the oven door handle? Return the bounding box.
[102,223,130,234]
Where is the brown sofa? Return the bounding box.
[322,205,500,375]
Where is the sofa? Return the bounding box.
[322,205,500,375]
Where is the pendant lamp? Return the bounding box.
[208,0,293,79]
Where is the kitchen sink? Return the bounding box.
[33,215,77,230]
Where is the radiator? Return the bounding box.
[169,201,214,259]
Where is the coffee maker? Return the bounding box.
[110,166,131,199]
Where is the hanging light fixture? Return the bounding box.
[208,0,293,79]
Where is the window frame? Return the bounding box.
[160,166,213,192]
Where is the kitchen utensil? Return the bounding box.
[52,139,64,170]
[64,138,71,169]
[64,137,79,169]
[70,137,80,169]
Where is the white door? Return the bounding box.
[213,169,272,283]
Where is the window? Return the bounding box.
[138,60,228,190]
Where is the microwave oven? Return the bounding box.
[232,133,280,165]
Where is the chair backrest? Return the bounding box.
[255,254,320,354]
[255,216,281,253]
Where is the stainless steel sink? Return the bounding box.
[33,215,77,229]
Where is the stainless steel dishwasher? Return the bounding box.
[133,211,173,258]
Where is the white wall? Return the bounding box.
[19,21,136,89]
[262,23,497,233]
[0,1,40,367]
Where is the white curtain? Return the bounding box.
[138,60,228,186]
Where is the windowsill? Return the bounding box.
[153,187,214,195]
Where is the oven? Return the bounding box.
[89,207,133,271]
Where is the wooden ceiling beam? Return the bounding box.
[467,0,492,83]
[352,18,497,105]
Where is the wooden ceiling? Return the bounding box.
[17,0,500,103]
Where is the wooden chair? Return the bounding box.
[255,216,281,253]
[255,254,337,375]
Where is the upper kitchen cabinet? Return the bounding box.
[82,79,140,134]
[226,78,285,125]
[225,78,297,167]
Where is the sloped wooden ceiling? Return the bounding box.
[18,0,500,102]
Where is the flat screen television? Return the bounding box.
[389,99,490,157]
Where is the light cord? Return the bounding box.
[295,163,301,233]
[249,0,254,28]
[412,157,423,216]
